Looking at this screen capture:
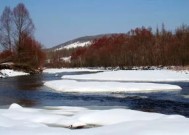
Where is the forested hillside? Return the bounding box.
[71,25,189,67]
[46,25,189,68]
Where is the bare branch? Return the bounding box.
[0,6,13,50]
[13,3,35,45]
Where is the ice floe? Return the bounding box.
[44,80,181,93]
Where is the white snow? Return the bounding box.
[1,68,187,134]
[0,103,189,135]
[43,68,102,74]
[44,80,181,93]
[56,41,91,50]
[0,69,28,78]
[43,69,187,93]
[62,70,189,82]
[61,56,71,63]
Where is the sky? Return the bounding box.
[0,0,189,48]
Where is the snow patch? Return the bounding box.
[62,70,189,82]
[56,41,91,50]
[9,103,23,110]
[61,56,71,63]
[0,69,28,78]
[44,80,181,93]
[43,68,102,74]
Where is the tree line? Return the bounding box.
[0,3,46,71]
[70,25,189,68]
[46,48,75,68]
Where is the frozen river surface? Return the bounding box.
[0,71,189,117]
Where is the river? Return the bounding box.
[0,71,189,117]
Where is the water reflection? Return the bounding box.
[0,74,44,107]
[15,74,43,91]
[0,95,36,107]
[16,99,37,107]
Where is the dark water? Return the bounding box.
[0,71,189,117]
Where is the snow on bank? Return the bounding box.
[61,56,71,63]
[62,70,189,82]
[0,69,28,78]
[0,103,189,135]
[44,80,181,93]
[43,68,102,74]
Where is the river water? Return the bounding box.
[0,71,189,117]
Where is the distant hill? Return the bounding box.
[48,34,121,51]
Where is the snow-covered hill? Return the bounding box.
[49,34,119,51]
[49,35,102,51]
[56,41,91,50]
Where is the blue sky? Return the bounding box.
[0,0,189,48]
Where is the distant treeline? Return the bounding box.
[47,24,189,68]
[71,25,189,67]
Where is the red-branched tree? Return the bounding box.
[70,26,189,68]
[0,3,46,70]
[16,33,46,69]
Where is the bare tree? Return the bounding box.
[0,3,46,69]
[0,6,13,50]
[13,3,35,46]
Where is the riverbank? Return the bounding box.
[0,62,42,75]
[0,69,28,78]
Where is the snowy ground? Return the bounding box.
[0,103,189,135]
[43,68,102,74]
[44,69,189,93]
[62,70,189,82]
[0,69,28,78]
